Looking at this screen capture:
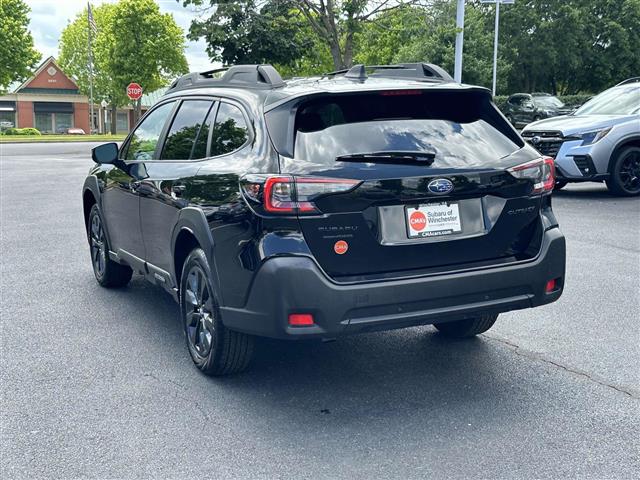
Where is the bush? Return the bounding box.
[4,127,41,136]
[560,94,593,107]
[494,95,508,111]
[493,94,593,113]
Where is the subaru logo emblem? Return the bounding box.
[427,178,454,194]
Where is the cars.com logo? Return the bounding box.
[427,178,454,194]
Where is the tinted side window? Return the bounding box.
[161,100,213,160]
[124,102,174,160]
[191,103,217,159]
[210,102,249,157]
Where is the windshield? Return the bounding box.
[534,96,564,108]
[575,85,640,115]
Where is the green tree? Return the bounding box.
[59,0,188,133]
[105,0,188,126]
[500,0,640,94]
[58,4,118,106]
[183,0,418,71]
[184,1,316,68]
[355,3,509,91]
[0,0,40,91]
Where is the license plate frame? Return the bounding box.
[405,202,463,239]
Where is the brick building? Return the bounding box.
[0,57,159,134]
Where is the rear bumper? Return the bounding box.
[221,227,565,339]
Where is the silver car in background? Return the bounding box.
[522,78,640,196]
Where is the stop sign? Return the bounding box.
[126,82,143,100]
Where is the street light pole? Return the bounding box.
[454,0,465,83]
[100,100,108,135]
[492,0,500,96]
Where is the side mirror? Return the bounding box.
[92,142,119,164]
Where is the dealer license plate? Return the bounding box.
[406,202,462,238]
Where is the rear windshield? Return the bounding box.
[289,91,521,167]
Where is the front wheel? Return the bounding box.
[180,248,254,376]
[606,147,640,196]
[88,204,132,288]
[434,314,498,338]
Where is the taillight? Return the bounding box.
[263,176,297,213]
[257,176,360,215]
[507,156,555,194]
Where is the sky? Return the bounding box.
[24,0,215,72]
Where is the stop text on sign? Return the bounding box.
[126,83,143,100]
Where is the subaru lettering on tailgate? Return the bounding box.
[427,178,454,194]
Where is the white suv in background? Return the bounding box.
[522,78,640,196]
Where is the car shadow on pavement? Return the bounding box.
[202,325,539,426]
[552,183,638,201]
[119,276,532,413]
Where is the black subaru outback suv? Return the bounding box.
[83,63,565,375]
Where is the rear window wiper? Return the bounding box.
[336,151,436,166]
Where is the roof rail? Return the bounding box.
[324,63,454,83]
[616,77,640,86]
[166,64,285,93]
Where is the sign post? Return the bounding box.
[480,0,515,96]
[126,83,143,128]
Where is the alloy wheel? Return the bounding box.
[184,266,215,358]
[619,151,640,193]
[90,213,106,277]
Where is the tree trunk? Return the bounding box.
[110,105,117,135]
[343,32,355,69]
[329,41,345,70]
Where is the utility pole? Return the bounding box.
[454,0,465,83]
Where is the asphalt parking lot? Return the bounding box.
[1,142,639,479]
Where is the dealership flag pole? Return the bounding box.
[481,0,515,96]
[87,3,98,133]
[492,0,500,96]
[453,0,465,83]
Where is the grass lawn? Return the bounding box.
[0,134,126,143]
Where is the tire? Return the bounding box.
[555,179,568,190]
[434,314,498,338]
[605,146,640,196]
[180,248,254,376]
[88,204,133,288]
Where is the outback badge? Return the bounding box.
[427,178,454,194]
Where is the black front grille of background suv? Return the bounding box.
[521,131,564,159]
[572,155,596,176]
